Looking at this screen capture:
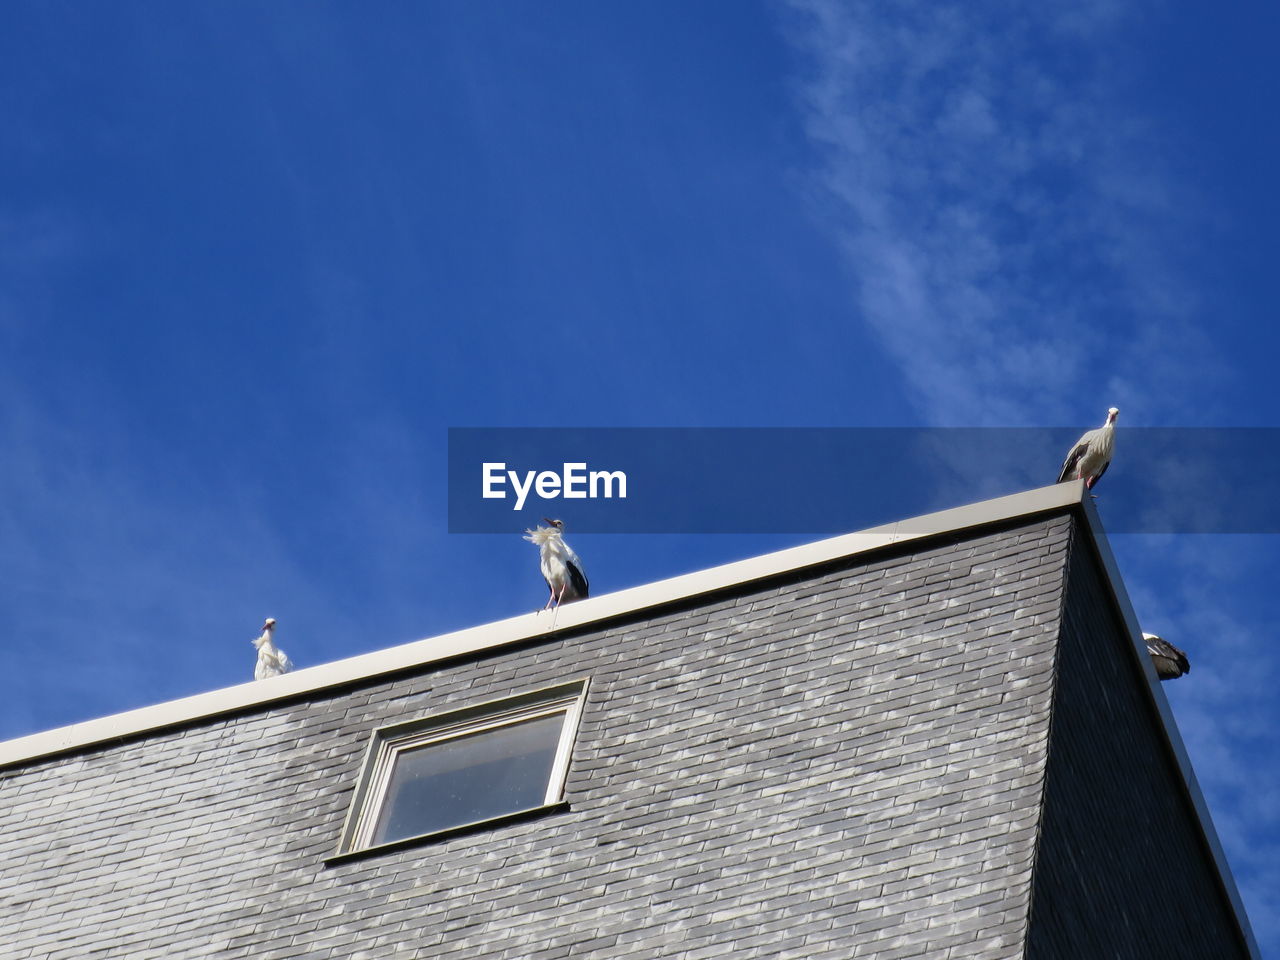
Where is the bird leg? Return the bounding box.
[542,585,564,613]
[540,584,570,623]
[550,588,565,630]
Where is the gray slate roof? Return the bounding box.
[0,483,1259,959]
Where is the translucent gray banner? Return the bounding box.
[448,428,1280,533]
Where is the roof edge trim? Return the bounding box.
[0,482,1085,769]
[1077,498,1263,958]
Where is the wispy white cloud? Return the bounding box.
[0,386,344,732]
[781,1,1276,947]
[0,343,458,735]
[780,0,1217,427]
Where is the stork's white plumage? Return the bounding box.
[1143,632,1190,681]
[252,617,293,680]
[1057,407,1119,490]
[524,518,589,608]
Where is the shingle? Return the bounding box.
[0,513,1083,960]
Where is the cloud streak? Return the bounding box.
[781,0,1215,426]
[782,0,1275,947]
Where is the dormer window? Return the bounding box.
[336,681,587,856]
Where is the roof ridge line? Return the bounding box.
[0,482,1086,770]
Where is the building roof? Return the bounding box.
[0,480,1260,957]
[2,482,1084,769]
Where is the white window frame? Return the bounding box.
[336,680,588,856]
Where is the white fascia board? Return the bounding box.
[0,482,1085,769]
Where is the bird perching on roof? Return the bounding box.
[252,617,294,680]
[525,518,589,609]
[1057,407,1119,491]
[1144,632,1191,681]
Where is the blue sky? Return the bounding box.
[2,0,1277,949]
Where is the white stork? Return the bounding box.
[524,518,589,608]
[1057,407,1119,490]
[252,617,294,680]
[1143,632,1190,681]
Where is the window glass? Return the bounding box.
[371,712,567,845]
[338,681,587,856]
